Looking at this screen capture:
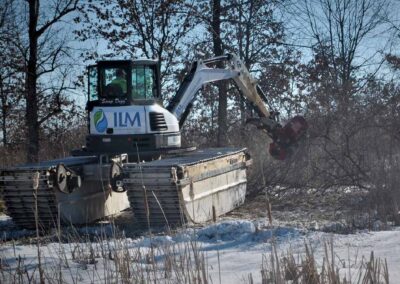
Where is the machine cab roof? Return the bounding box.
[87,59,161,107]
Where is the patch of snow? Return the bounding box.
[0,214,10,222]
[136,235,174,247]
[197,220,256,241]
[74,223,115,237]
[1,218,399,283]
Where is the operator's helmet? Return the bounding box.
[116,68,126,79]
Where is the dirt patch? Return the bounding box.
[225,186,383,233]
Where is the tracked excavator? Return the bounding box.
[0,54,307,229]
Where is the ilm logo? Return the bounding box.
[113,112,141,127]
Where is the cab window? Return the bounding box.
[132,66,155,100]
[88,66,98,101]
[100,67,128,99]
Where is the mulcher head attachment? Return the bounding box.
[247,115,308,160]
[268,116,308,160]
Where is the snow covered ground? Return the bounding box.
[0,215,398,283]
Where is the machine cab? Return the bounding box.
[87,59,161,106]
[82,58,181,157]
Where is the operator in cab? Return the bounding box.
[110,68,127,93]
[104,68,127,98]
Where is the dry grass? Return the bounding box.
[0,226,211,283]
[0,224,390,284]
[254,241,389,284]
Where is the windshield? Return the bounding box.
[131,65,156,100]
[88,63,158,102]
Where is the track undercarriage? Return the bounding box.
[0,148,250,229]
[0,156,129,229]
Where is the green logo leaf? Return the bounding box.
[94,110,103,125]
[93,109,108,133]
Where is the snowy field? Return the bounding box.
[0,214,397,283]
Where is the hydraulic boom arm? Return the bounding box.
[167,54,308,160]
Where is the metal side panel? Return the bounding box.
[57,163,130,225]
[56,181,130,225]
[176,151,247,182]
[179,167,247,224]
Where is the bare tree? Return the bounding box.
[23,0,80,162]
[209,0,229,146]
[288,0,391,182]
[0,0,25,146]
[277,0,400,220]
[224,0,302,120]
[289,0,389,109]
[76,0,194,95]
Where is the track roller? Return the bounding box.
[49,164,81,194]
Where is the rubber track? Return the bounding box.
[0,169,58,229]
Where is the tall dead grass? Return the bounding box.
[0,225,211,283]
[256,241,389,284]
[0,225,390,284]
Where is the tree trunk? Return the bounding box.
[237,1,246,126]
[211,0,228,146]
[26,0,40,162]
[0,76,7,145]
